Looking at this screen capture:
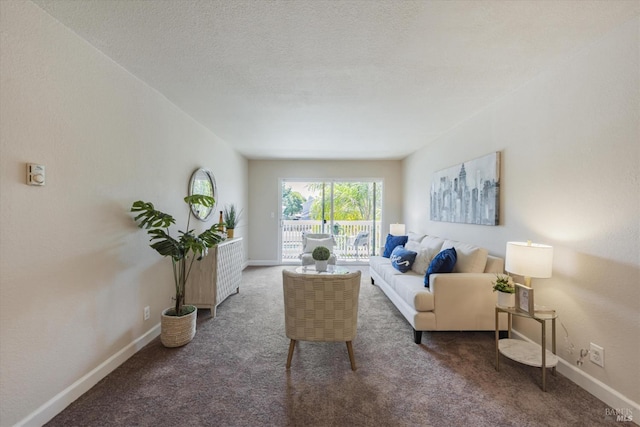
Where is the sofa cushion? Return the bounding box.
[392,274,434,312]
[424,247,457,287]
[441,240,488,273]
[407,232,426,243]
[405,241,432,275]
[383,234,408,258]
[369,255,388,272]
[484,255,505,274]
[383,264,402,286]
[390,246,417,273]
[370,256,403,286]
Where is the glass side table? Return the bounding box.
[495,305,558,391]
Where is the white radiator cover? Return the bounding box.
[186,237,243,316]
[216,237,243,308]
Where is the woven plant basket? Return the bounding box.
[161,306,197,347]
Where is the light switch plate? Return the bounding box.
[27,163,45,186]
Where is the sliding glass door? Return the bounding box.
[281,179,382,263]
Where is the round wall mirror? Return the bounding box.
[189,168,217,221]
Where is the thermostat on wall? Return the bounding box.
[27,163,45,186]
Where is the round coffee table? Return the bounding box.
[295,265,350,275]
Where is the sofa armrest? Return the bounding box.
[429,273,499,330]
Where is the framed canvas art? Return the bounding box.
[430,152,500,225]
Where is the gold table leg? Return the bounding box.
[495,308,500,371]
[552,317,557,376]
[541,319,546,391]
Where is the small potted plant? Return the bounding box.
[492,274,515,307]
[312,246,331,272]
[223,204,243,239]
[131,195,225,347]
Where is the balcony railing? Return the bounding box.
[282,220,381,262]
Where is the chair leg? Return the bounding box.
[286,339,296,369]
[346,341,357,371]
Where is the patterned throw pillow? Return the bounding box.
[390,245,417,273]
[383,234,409,258]
[424,247,457,287]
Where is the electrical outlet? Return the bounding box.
[143,306,150,321]
[590,342,604,368]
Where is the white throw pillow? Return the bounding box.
[419,236,445,255]
[304,237,334,253]
[407,240,435,274]
[414,252,432,274]
[404,241,420,251]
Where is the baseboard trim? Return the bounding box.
[16,324,161,427]
[247,260,282,266]
[511,330,639,424]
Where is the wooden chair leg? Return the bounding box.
[286,339,296,369]
[346,341,356,371]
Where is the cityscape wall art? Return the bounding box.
[430,152,500,226]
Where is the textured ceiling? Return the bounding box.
[32,0,639,160]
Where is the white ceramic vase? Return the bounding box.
[497,291,515,308]
[315,260,328,272]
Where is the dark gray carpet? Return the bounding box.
[47,266,620,426]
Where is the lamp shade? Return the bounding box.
[389,223,406,236]
[505,241,553,279]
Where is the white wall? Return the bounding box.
[248,160,402,263]
[404,17,639,407]
[0,2,248,425]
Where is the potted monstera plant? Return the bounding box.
[131,195,224,347]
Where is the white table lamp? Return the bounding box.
[390,223,406,236]
[505,241,553,287]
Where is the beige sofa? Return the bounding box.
[370,233,507,343]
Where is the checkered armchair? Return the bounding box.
[282,269,362,370]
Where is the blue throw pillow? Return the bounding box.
[383,234,408,258]
[424,247,457,287]
[390,246,417,273]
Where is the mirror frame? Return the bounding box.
[189,168,217,221]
